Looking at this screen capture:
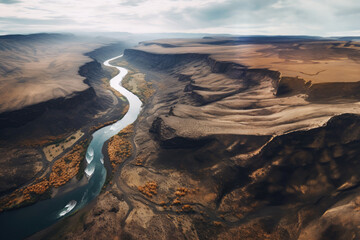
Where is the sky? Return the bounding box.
[0,0,360,36]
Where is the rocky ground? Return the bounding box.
[27,37,360,240]
[0,34,133,211]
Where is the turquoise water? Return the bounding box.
[0,55,142,240]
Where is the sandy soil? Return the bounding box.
[29,37,360,240]
[43,130,84,162]
[124,48,360,139]
[135,38,360,84]
[0,34,103,113]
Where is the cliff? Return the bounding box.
[0,42,129,141]
[28,38,360,240]
[124,48,207,70]
[0,42,130,200]
[0,87,96,130]
[117,43,360,239]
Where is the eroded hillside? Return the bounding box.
[31,37,360,240]
[0,34,131,211]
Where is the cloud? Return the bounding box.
[0,0,19,4]
[0,17,75,25]
[120,0,147,6]
[0,0,359,36]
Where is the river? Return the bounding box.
[0,54,142,240]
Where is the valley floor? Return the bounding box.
[30,38,360,240]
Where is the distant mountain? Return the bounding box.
[335,36,360,42]
[199,35,332,45]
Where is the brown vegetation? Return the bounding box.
[0,177,51,212]
[49,143,86,187]
[175,187,190,197]
[174,187,198,198]
[172,198,181,205]
[107,124,133,171]
[114,61,154,103]
[123,74,154,102]
[42,38,360,240]
[0,140,88,212]
[167,187,199,212]
[181,205,193,212]
[137,181,158,198]
[135,157,144,166]
[23,179,51,195]
[43,130,84,162]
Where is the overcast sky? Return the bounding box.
[0,0,360,36]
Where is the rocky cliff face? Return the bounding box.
[0,87,96,130]
[124,49,207,70]
[125,48,360,104]
[0,42,129,198]
[32,40,360,240]
[276,76,360,102]
[0,42,128,141]
[123,49,360,239]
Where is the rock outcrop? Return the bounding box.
[31,37,360,240]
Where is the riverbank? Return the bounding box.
[0,50,143,239]
[0,41,130,200]
[31,37,360,240]
[0,89,130,213]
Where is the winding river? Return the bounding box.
[0,54,142,240]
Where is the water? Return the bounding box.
[59,200,77,217]
[0,54,142,240]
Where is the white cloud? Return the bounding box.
[0,0,359,35]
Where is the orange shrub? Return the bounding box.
[138,181,158,198]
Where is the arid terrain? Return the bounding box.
[25,36,360,240]
[0,33,95,113]
[0,33,132,211]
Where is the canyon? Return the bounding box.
[1,35,360,239]
[0,34,131,211]
[26,36,360,240]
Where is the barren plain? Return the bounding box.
[29,37,360,240]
